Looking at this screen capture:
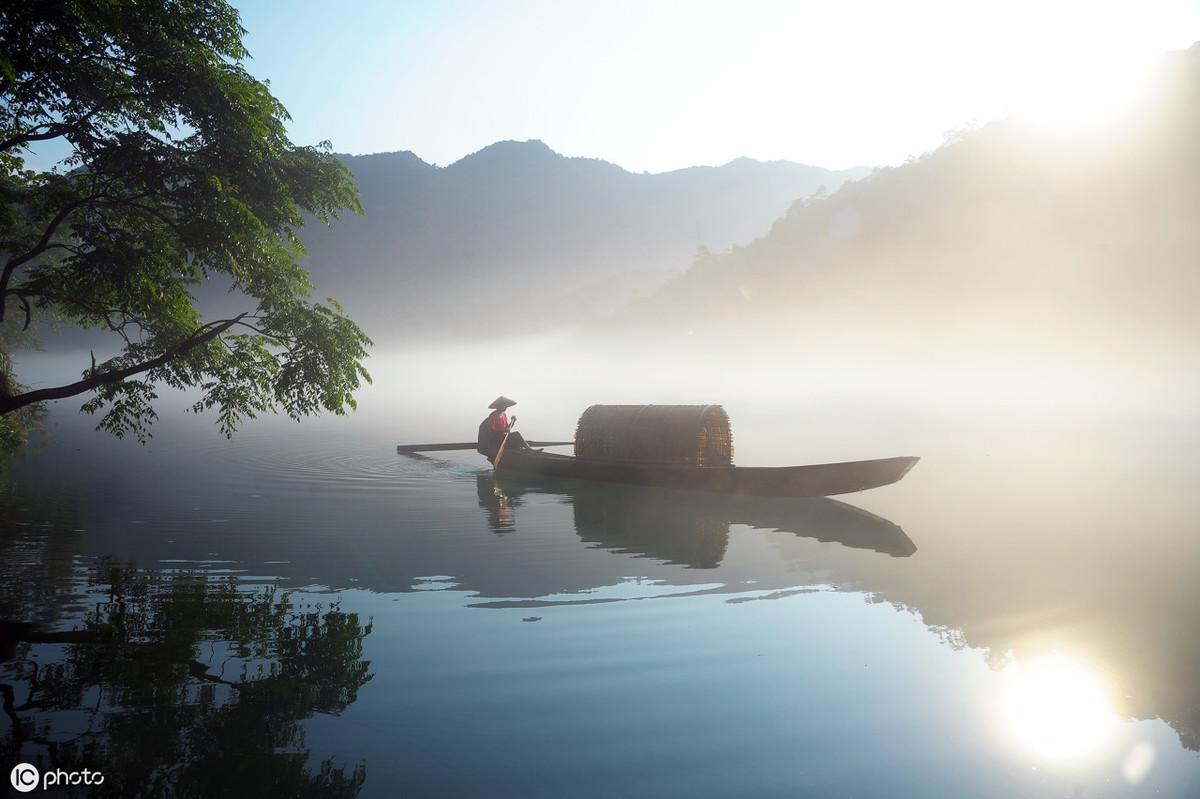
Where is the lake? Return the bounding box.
[2,344,1199,797]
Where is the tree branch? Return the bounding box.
[231,319,294,343]
[16,294,31,331]
[0,314,247,415]
[0,124,73,153]
[0,91,152,153]
[0,187,159,320]
[0,194,97,313]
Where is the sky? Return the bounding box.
[231,0,1200,172]
[18,0,1200,174]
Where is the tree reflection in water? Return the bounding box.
[0,541,372,797]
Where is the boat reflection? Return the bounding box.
[477,473,917,566]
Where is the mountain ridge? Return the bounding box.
[334,139,859,177]
[297,140,870,339]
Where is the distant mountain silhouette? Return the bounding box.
[629,44,1200,363]
[297,141,868,339]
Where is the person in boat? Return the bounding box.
[478,396,530,462]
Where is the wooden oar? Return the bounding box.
[396,440,572,453]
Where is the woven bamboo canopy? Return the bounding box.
[574,405,733,467]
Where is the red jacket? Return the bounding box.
[478,410,510,458]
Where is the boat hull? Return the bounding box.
[495,450,919,497]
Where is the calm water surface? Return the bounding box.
[2,396,1199,797]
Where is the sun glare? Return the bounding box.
[1008,40,1160,137]
[970,0,1194,135]
[1000,652,1118,762]
[1016,57,1154,134]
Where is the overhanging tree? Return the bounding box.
[0,0,371,448]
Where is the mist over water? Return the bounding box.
[5,333,1200,796]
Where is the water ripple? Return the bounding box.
[192,432,486,493]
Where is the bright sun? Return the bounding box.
[975,0,1192,134]
[1000,652,1118,762]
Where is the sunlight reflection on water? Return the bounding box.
[998,651,1117,763]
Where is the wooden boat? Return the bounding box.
[493,448,919,498]
[399,405,918,498]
